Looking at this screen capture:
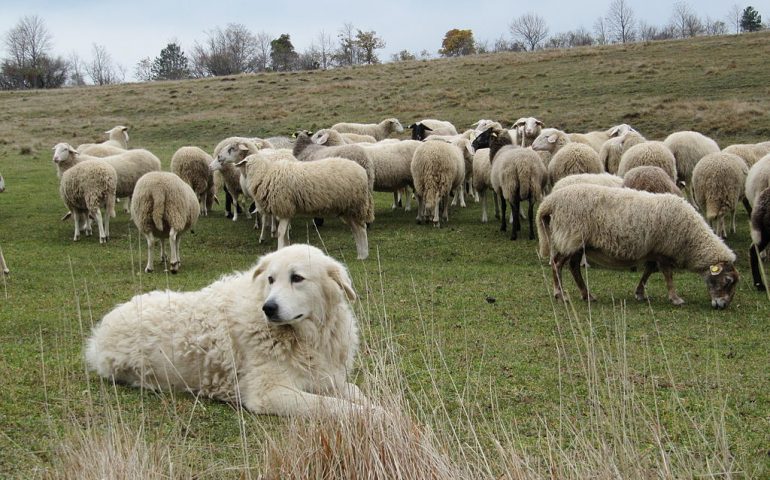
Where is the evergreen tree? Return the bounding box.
[151,43,190,80]
[740,6,763,32]
[270,34,298,71]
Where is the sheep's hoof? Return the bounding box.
[2,269,8,275]
[755,282,767,292]
[225,211,233,219]
[170,262,180,274]
[145,267,153,273]
[554,291,567,301]
[510,232,517,240]
[669,296,685,306]
[100,236,107,244]
[313,217,325,227]
[582,293,596,302]
[635,291,648,302]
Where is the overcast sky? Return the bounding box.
[0,0,761,81]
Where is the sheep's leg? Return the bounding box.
[527,197,535,240]
[404,187,412,211]
[493,191,500,219]
[72,213,81,241]
[271,215,278,238]
[510,198,519,241]
[480,190,488,223]
[224,190,233,218]
[123,196,132,213]
[499,192,507,232]
[742,197,752,216]
[568,252,596,302]
[159,238,167,265]
[276,218,291,249]
[634,261,657,301]
[169,228,180,274]
[659,263,684,305]
[432,194,442,227]
[391,191,399,210]
[415,194,424,224]
[94,208,107,244]
[144,233,154,273]
[103,206,111,241]
[749,238,769,291]
[441,194,451,224]
[459,185,466,208]
[259,213,270,243]
[0,248,8,275]
[551,253,568,301]
[350,221,369,260]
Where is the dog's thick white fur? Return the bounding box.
[85,244,371,416]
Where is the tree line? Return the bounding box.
[0,3,765,90]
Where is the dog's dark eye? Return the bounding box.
[267,276,274,284]
[290,274,304,283]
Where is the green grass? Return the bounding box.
[1,31,769,477]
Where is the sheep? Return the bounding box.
[617,141,677,182]
[749,187,770,291]
[293,131,375,192]
[264,136,295,149]
[239,155,374,259]
[691,152,748,238]
[407,119,458,140]
[331,118,404,141]
[745,153,770,209]
[410,139,465,227]
[488,132,547,240]
[360,139,422,210]
[52,143,161,211]
[622,166,683,196]
[546,143,602,185]
[531,128,570,156]
[472,148,500,223]
[567,124,636,152]
[209,158,250,222]
[600,130,646,174]
[424,129,476,145]
[511,117,544,147]
[130,171,200,274]
[310,129,375,146]
[552,172,624,192]
[211,138,263,220]
[537,184,739,308]
[662,131,720,193]
[59,160,117,244]
[722,143,770,168]
[170,146,217,216]
[76,125,129,152]
[78,144,126,157]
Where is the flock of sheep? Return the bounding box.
[9,114,770,308]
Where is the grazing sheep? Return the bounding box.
[511,117,544,147]
[293,131,375,192]
[537,184,739,308]
[692,152,748,238]
[622,166,683,196]
[545,142,603,185]
[331,118,404,141]
[662,130,720,192]
[600,131,647,174]
[488,132,547,240]
[749,187,770,291]
[130,171,200,274]
[472,148,500,223]
[361,139,422,210]
[411,140,465,227]
[209,158,250,222]
[723,143,770,168]
[59,160,117,243]
[53,143,161,211]
[76,125,129,152]
[568,124,636,152]
[408,119,458,140]
[244,155,374,259]
[170,146,217,216]
[745,153,770,209]
[552,172,624,192]
[617,141,677,182]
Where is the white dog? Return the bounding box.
[85,244,372,416]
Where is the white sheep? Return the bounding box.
[567,124,636,152]
[749,186,770,291]
[361,139,422,210]
[293,131,375,193]
[662,130,720,192]
[537,184,739,308]
[511,117,544,147]
[241,155,374,259]
[621,166,683,196]
[617,141,677,181]
[59,160,117,243]
[551,172,624,192]
[170,146,217,216]
[209,159,250,222]
[411,139,466,227]
[210,138,262,221]
[472,148,499,223]
[722,143,770,168]
[78,144,126,157]
[531,128,602,184]
[76,125,129,152]
[408,119,458,140]
[130,171,200,274]
[599,130,646,174]
[691,152,748,238]
[264,136,295,149]
[745,153,770,208]
[489,133,547,240]
[331,118,404,141]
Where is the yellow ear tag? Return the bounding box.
[710,265,723,275]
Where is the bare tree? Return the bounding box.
[134,57,153,82]
[190,23,259,77]
[593,16,609,45]
[68,52,88,86]
[333,23,358,67]
[704,17,728,36]
[316,30,334,70]
[254,31,271,72]
[509,12,549,51]
[1,15,68,89]
[85,44,122,85]
[726,4,743,34]
[671,1,703,37]
[606,0,636,43]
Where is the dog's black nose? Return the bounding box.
[262,301,279,319]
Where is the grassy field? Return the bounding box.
[1,31,769,478]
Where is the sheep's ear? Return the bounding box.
[68,145,78,155]
[407,123,417,129]
[121,126,128,132]
[238,143,250,152]
[547,134,559,144]
[535,119,544,127]
[609,126,620,137]
[317,132,330,145]
[328,264,356,301]
[424,125,433,132]
[465,142,475,156]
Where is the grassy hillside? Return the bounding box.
[0,32,769,478]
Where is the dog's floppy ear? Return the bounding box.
[328,264,356,301]
[252,256,270,281]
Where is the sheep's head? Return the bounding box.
[52,143,77,164]
[216,142,251,165]
[514,117,544,139]
[703,262,739,309]
[471,128,493,150]
[408,122,432,141]
[531,129,565,154]
[385,118,404,134]
[105,125,129,144]
[607,123,635,138]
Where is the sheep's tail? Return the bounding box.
[537,201,553,260]
[151,189,166,232]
